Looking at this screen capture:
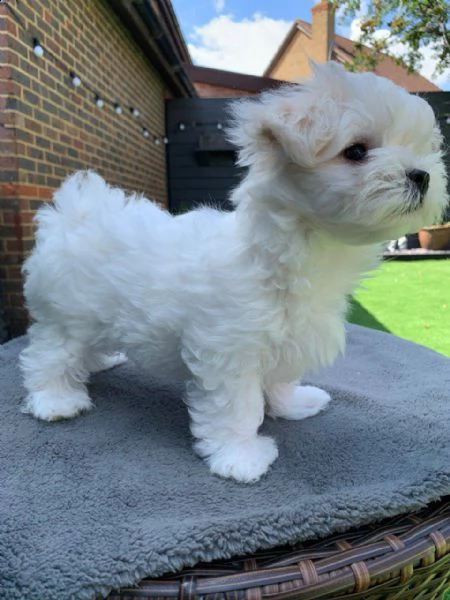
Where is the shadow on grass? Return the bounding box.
[347,298,391,333]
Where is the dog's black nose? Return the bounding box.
[407,169,430,197]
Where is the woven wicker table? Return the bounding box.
[106,496,449,600]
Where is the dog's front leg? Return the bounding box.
[186,373,278,483]
[266,383,331,420]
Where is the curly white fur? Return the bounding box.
[20,62,448,482]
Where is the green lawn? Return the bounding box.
[347,259,450,357]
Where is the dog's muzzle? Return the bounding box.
[406,169,430,200]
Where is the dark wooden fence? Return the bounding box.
[166,92,450,218]
[165,97,243,214]
[421,92,450,220]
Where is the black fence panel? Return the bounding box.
[166,92,450,219]
[165,97,245,214]
[420,92,450,220]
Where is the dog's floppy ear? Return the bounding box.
[227,85,336,169]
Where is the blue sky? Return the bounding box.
[171,0,450,89]
[172,0,317,35]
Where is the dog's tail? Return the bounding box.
[54,170,124,219]
[33,170,130,233]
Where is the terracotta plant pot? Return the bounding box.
[418,224,450,250]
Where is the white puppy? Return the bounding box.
[20,62,447,482]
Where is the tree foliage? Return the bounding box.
[333,0,450,74]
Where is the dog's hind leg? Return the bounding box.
[20,323,93,421]
[186,372,278,483]
[85,352,127,373]
[266,383,331,420]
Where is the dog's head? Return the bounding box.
[228,62,448,244]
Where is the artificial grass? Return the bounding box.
[347,259,450,357]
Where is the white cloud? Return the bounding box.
[213,0,225,14]
[187,11,450,89]
[419,53,450,90]
[349,18,450,90]
[188,13,291,76]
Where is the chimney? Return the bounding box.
[311,0,335,63]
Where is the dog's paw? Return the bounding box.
[88,352,127,373]
[206,436,279,483]
[270,385,331,420]
[22,389,93,421]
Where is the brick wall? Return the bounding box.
[0,0,170,337]
[268,30,313,81]
[194,82,258,98]
[267,2,334,81]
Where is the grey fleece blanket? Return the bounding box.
[0,325,449,600]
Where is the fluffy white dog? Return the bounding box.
[20,62,447,482]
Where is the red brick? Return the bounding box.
[0,79,19,94]
[0,66,12,79]
[3,114,19,128]
[5,280,23,293]
[0,183,18,195]
[7,21,18,36]
[6,239,23,252]
[18,210,36,224]
[37,187,53,199]
[1,0,170,332]
[15,184,40,198]
[7,266,23,280]
[0,156,18,169]
[0,127,15,141]
[21,225,34,237]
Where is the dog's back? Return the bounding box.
[23,171,173,322]
[32,170,170,239]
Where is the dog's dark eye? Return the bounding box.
[343,143,368,162]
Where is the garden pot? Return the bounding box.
[418,224,450,250]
